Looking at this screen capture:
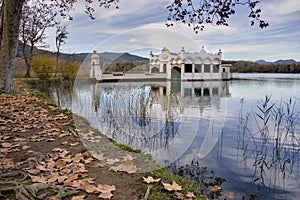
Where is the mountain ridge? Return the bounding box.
[16,43,298,64]
[255,59,297,65]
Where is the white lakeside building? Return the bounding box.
[90,47,231,81]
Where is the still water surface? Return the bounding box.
[47,73,300,199]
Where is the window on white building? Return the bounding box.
[204,64,210,73]
[185,64,192,73]
[213,65,219,73]
[195,64,202,73]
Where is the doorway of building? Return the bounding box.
[171,66,181,79]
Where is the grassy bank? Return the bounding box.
[0,78,206,200]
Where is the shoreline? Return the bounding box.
[0,79,204,200]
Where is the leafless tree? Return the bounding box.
[55,25,69,76]
[19,0,57,78]
[0,0,268,91]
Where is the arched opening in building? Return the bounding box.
[171,66,181,79]
[163,64,167,73]
[151,67,159,73]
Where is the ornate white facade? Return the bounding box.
[149,47,231,80]
[90,47,231,81]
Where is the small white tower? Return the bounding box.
[90,50,101,80]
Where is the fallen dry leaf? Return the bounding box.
[71,195,85,200]
[122,154,135,161]
[91,152,106,161]
[52,147,64,152]
[186,191,196,198]
[98,191,113,199]
[22,145,30,150]
[84,157,94,164]
[35,165,46,171]
[29,174,48,183]
[174,192,185,199]
[61,141,68,145]
[1,142,12,148]
[84,184,99,194]
[70,142,80,147]
[105,158,120,165]
[93,162,105,168]
[162,181,182,191]
[26,168,40,175]
[210,185,221,193]
[97,184,116,193]
[109,159,137,174]
[143,176,161,184]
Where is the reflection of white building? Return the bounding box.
[90,81,229,165]
[150,47,231,80]
[90,47,231,81]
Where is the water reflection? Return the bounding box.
[238,96,300,196]
[33,76,300,199]
[84,81,229,166]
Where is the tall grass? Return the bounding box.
[238,95,300,189]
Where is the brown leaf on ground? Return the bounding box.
[84,184,99,194]
[210,185,221,193]
[70,142,80,147]
[122,154,135,161]
[109,159,137,174]
[52,147,64,152]
[55,159,67,168]
[99,191,113,199]
[186,191,196,198]
[93,162,105,168]
[174,192,185,199]
[105,158,120,165]
[26,168,40,175]
[1,142,12,148]
[162,181,182,191]
[97,184,116,193]
[71,195,85,200]
[36,164,46,171]
[83,157,94,164]
[0,158,14,168]
[29,174,48,183]
[142,176,161,184]
[91,152,106,161]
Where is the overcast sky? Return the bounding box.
[44,0,300,61]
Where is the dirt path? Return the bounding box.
[0,81,149,200]
[0,81,205,200]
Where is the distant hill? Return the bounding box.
[255,60,273,65]
[93,52,148,63]
[112,52,148,62]
[16,43,149,64]
[255,59,297,65]
[274,59,297,65]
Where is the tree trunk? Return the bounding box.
[0,0,25,91]
[25,43,34,78]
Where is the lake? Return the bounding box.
[45,73,300,199]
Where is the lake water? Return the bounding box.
[46,73,300,199]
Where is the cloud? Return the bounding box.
[42,0,300,61]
